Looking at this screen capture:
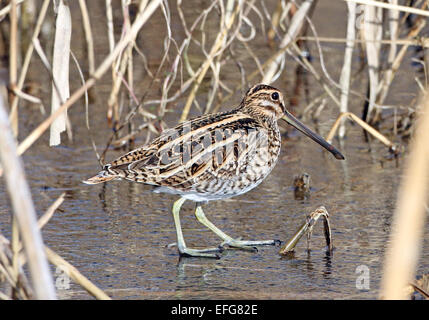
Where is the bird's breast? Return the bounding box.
[194,126,282,197]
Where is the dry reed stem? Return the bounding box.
[179,0,241,122]
[345,0,429,17]
[0,83,56,299]
[31,38,74,144]
[0,291,11,300]
[105,0,117,125]
[44,247,111,300]
[8,0,18,136]
[297,36,429,48]
[108,45,130,125]
[9,0,50,128]
[377,17,426,106]
[279,206,332,255]
[130,0,218,115]
[37,193,65,230]
[50,0,72,146]
[11,217,20,298]
[127,0,279,119]
[326,111,395,149]
[212,40,297,113]
[262,0,313,84]
[381,95,429,299]
[302,4,342,90]
[363,3,382,121]
[13,193,65,257]
[379,0,399,104]
[12,193,110,300]
[338,1,356,138]
[0,234,32,299]
[291,41,341,107]
[12,87,43,106]
[16,0,163,155]
[0,0,24,19]
[78,0,95,76]
[267,0,284,42]
[107,0,132,126]
[105,0,115,52]
[409,277,429,299]
[70,50,102,166]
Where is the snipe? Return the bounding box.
[84,84,344,258]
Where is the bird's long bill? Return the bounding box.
[282,111,345,160]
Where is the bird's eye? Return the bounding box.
[271,92,279,101]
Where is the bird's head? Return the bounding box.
[241,84,286,120]
[241,83,345,160]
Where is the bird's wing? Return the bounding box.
[105,110,264,188]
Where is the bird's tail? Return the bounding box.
[82,170,118,185]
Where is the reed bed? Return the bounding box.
[0,0,428,299]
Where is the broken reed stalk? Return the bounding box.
[279,206,332,255]
[380,95,429,299]
[0,85,56,299]
[9,192,111,300]
[16,0,163,156]
[326,111,396,149]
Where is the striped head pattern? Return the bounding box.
[240,84,286,121]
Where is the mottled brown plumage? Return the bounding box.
[85,84,285,201]
[84,84,344,258]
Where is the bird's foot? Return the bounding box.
[178,246,223,259]
[220,238,282,251]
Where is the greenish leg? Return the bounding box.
[172,198,221,258]
[194,205,277,251]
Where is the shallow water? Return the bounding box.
[0,0,428,299]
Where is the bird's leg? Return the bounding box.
[171,198,221,258]
[194,205,278,251]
